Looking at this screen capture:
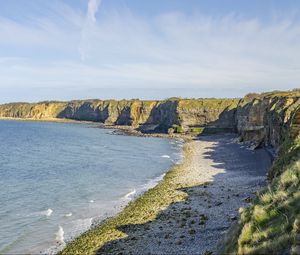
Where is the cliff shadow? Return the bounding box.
[138,100,180,133]
[57,102,110,123]
[95,135,271,255]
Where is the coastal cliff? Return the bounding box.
[235,91,300,148]
[1,90,300,254]
[1,92,298,145]
[220,90,300,254]
[0,98,238,133]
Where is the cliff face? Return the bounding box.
[0,102,67,119]
[235,91,300,148]
[0,92,298,142]
[0,98,239,132]
[220,91,300,255]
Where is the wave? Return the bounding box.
[46,209,53,217]
[64,213,72,217]
[89,200,95,203]
[55,226,65,244]
[161,155,170,158]
[36,208,53,217]
[124,189,136,199]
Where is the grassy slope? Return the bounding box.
[59,143,197,255]
[221,133,300,254]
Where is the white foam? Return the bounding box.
[65,213,72,217]
[39,208,53,217]
[161,155,170,158]
[89,200,94,203]
[71,218,93,234]
[55,226,65,244]
[124,189,136,199]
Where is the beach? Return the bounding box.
[60,134,272,254]
[0,120,182,254]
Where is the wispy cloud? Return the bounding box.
[0,1,299,102]
[79,0,101,61]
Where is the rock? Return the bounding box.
[230,215,238,221]
[189,229,196,235]
[243,196,251,203]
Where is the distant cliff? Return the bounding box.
[0,98,239,133]
[0,92,299,145]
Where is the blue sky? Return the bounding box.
[0,0,300,102]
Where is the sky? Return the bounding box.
[0,0,300,102]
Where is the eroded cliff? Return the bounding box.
[219,91,300,255]
[235,91,300,148]
[0,98,239,133]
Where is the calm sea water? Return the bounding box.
[0,120,182,254]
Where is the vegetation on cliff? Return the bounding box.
[220,93,300,254]
[221,133,300,254]
[0,98,239,133]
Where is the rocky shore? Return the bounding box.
[59,134,271,254]
[1,90,299,254]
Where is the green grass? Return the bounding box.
[221,133,300,254]
[172,125,184,134]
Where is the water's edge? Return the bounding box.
[50,141,185,254]
[0,119,184,254]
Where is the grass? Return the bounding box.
[221,133,300,254]
[59,143,198,255]
[172,125,185,134]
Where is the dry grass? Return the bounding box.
[221,133,300,254]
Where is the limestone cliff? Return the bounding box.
[219,90,300,255]
[235,91,300,148]
[0,93,298,142]
[0,98,239,133]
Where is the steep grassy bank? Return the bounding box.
[220,91,300,254]
[220,133,300,254]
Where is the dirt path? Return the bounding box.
[97,134,272,255]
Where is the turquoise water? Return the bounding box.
[0,120,182,254]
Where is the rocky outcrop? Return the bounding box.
[0,91,298,142]
[235,91,300,148]
[0,98,239,133]
[219,91,300,255]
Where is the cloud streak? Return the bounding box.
[0,1,299,102]
[79,0,101,61]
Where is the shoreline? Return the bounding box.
[0,117,100,125]
[0,117,193,141]
[0,117,272,254]
[59,134,271,255]
[58,140,195,254]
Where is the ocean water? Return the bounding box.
[0,120,182,254]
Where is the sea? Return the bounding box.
[0,120,182,254]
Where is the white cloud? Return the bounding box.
[0,2,299,101]
[79,0,101,61]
